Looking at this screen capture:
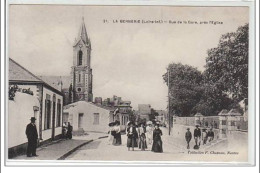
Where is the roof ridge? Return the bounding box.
[9,58,43,82]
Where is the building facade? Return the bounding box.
[8,59,63,158]
[155,110,167,124]
[71,18,93,102]
[63,101,114,133]
[138,104,151,121]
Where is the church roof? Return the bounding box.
[75,17,89,45]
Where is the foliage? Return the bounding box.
[68,84,73,104]
[149,108,158,120]
[163,63,203,117]
[129,110,137,122]
[204,23,248,101]
[163,24,248,116]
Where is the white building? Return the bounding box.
[8,58,63,158]
[63,101,114,133]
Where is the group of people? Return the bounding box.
[185,125,215,149]
[108,120,122,146]
[62,122,73,139]
[108,121,163,153]
[126,122,163,153]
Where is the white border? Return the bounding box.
[2,0,258,168]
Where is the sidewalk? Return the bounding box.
[161,127,226,152]
[12,132,108,160]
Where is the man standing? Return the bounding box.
[185,128,192,149]
[194,125,201,146]
[67,122,73,139]
[25,117,38,157]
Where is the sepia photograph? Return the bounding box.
[6,3,254,165]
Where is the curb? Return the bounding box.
[57,140,93,160]
[98,136,108,139]
[203,138,227,150]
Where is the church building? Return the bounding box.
[71,18,93,103]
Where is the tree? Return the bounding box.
[163,63,203,117]
[204,23,248,101]
[129,110,137,122]
[68,84,73,104]
[149,108,158,121]
[192,82,235,116]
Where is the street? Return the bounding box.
[66,127,183,161]
[65,127,247,162]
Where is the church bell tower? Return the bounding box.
[71,17,93,102]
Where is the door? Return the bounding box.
[51,101,56,140]
[78,113,84,129]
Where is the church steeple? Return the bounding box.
[71,17,93,103]
[77,17,89,44]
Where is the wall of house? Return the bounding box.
[8,91,40,148]
[64,101,111,133]
[41,87,63,141]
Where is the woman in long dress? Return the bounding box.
[127,122,138,151]
[108,122,115,145]
[146,124,153,146]
[113,120,122,146]
[151,124,163,153]
[138,124,147,151]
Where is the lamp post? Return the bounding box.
[168,67,171,135]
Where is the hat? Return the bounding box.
[30,117,36,121]
[108,122,114,126]
[187,128,190,130]
[115,120,120,125]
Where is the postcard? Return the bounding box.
[5,1,256,166]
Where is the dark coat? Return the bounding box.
[185,131,192,141]
[151,128,163,152]
[26,123,38,140]
[127,127,138,148]
[194,128,201,137]
[207,131,214,138]
[127,126,138,138]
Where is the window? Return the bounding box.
[78,113,84,128]
[222,120,226,125]
[78,50,83,66]
[93,113,99,125]
[78,74,81,83]
[56,99,61,127]
[77,88,81,92]
[44,94,51,130]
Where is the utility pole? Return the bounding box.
[168,68,171,135]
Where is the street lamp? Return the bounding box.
[167,67,171,135]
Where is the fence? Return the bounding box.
[173,115,247,132]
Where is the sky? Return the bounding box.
[8,5,249,110]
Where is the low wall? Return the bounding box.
[172,124,220,140]
[174,116,247,131]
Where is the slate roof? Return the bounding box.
[227,109,242,116]
[194,113,204,117]
[38,76,71,91]
[218,109,229,116]
[9,58,42,82]
[9,58,63,95]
